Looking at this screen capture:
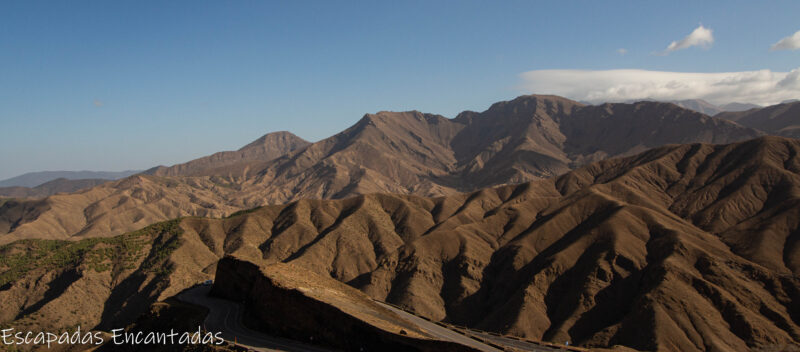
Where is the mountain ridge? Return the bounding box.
[716,101,800,138]
[2,136,799,351]
[0,170,140,188]
[144,131,310,177]
[0,178,110,198]
[0,95,766,243]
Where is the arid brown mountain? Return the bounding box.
[145,131,310,177]
[0,175,246,244]
[717,101,800,138]
[251,96,763,198]
[0,96,764,243]
[2,136,799,351]
[0,178,109,198]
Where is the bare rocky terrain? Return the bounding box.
[2,136,800,351]
[0,95,765,243]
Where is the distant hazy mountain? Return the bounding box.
[0,170,140,188]
[611,98,761,116]
[668,99,725,116]
[716,101,800,138]
[719,102,761,112]
[0,178,109,198]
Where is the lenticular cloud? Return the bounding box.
[771,30,800,51]
[662,25,714,54]
[519,68,800,106]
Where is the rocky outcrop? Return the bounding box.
[211,256,480,352]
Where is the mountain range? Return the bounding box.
[2,136,799,351]
[716,101,800,139]
[601,99,761,117]
[0,94,799,351]
[0,178,110,198]
[0,170,140,188]
[0,95,769,243]
[667,99,760,116]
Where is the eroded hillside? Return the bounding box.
[2,136,799,351]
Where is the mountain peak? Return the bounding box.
[476,94,584,123]
[146,130,310,177]
[238,131,309,153]
[493,94,584,109]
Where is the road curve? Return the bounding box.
[178,285,334,352]
[461,330,568,352]
[374,302,502,352]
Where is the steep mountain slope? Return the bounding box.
[0,178,109,198]
[145,131,310,177]
[0,96,764,243]
[717,101,800,138]
[2,137,799,351]
[0,170,140,188]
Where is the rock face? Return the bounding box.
[0,95,764,243]
[211,256,479,352]
[3,136,800,351]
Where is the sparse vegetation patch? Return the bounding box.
[0,219,184,286]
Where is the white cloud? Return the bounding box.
[617,48,628,55]
[771,30,800,51]
[660,25,713,55]
[519,67,800,106]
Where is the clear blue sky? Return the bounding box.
[2,0,799,180]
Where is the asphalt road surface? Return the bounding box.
[178,285,333,352]
[462,330,569,352]
[374,302,502,352]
